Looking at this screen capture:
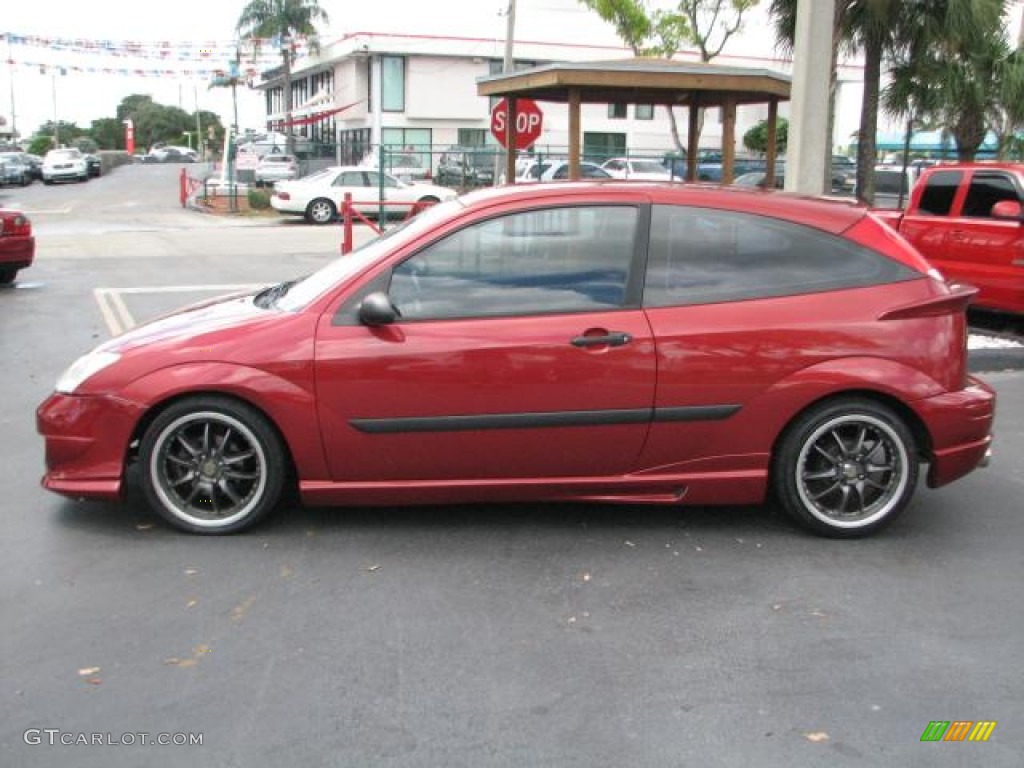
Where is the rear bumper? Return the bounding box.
[0,236,35,270]
[36,392,146,500]
[916,377,996,488]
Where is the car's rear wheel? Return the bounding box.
[138,397,286,534]
[773,398,918,538]
[305,198,336,225]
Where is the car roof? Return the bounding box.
[459,182,866,234]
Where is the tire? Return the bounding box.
[0,269,16,285]
[138,396,287,534]
[412,195,440,216]
[305,197,336,225]
[773,398,918,538]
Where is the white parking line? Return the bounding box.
[92,284,265,337]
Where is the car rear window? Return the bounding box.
[644,205,919,307]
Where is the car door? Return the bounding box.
[896,168,962,272]
[636,204,924,479]
[313,203,656,482]
[945,169,1024,311]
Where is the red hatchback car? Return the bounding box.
[37,184,995,537]
[0,207,34,284]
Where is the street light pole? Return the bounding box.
[51,72,59,148]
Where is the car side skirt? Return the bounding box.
[299,469,768,508]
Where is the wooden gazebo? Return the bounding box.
[477,58,791,185]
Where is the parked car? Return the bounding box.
[601,157,673,181]
[270,166,457,224]
[150,146,197,163]
[539,161,612,181]
[0,154,33,186]
[84,154,102,178]
[734,167,853,195]
[37,183,994,537]
[42,148,89,184]
[436,147,497,187]
[873,162,1024,314]
[360,151,431,182]
[254,154,299,186]
[0,207,34,284]
[23,153,44,180]
[237,131,314,158]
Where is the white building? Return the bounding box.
[252,1,868,166]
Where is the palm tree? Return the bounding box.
[236,0,330,155]
[768,0,1005,203]
[882,1,1015,163]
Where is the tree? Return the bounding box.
[769,0,1007,203]
[237,0,330,155]
[90,118,125,150]
[579,1,756,155]
[882,1,1015,163]
[743,116,788,155]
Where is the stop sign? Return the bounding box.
[490,98,544,150]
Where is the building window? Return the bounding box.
[458,128,489,147]
[381,55,406,112]
[636,104,654,120]
[583,132,626,163]
[382,127,432,169]
[608,103,627,119]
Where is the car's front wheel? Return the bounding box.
[138,397,287,534]
[773,398,918,538]
[305,197,336,225]
[0,268,17,284]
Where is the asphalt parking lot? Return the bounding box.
[2,164,1023,767]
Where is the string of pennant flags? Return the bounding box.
[0,31,310,60]
[8,59,262,80]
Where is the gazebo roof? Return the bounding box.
[476,58,791,107]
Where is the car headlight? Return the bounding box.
[56,351,122,394]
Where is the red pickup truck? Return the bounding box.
[0,207,35,284]
[874,163,1024,314]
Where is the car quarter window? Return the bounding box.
[918,170,962,215]
[389,206,640,320]
[365,172,399,189]
[962,172,1020,218]
[643,205,919,308]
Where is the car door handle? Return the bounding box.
[571,331,632,348]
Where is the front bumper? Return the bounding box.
[916,377,996,488]
[36,392,146,500]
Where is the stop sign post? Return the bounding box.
[490,98,544,151]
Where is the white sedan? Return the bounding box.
[271,166,458,225]
[42,148,89,184]
[601,157,673,181]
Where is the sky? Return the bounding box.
[6,1,1020,143]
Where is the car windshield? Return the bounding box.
[631,160,667,174]
[299,168,337,183]
[276,199,465,312]
[48,151,78,161]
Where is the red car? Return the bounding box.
[37,184,994,537]
[874,163,1024,315]
[0,208,34,284]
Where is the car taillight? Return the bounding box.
[1,215,32,237]
[277,192,290,200]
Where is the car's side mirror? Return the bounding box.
[358,292,400,326]
[990,200,1023,221]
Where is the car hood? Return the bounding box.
[99,290,274,355]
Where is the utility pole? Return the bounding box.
[499,0,517,186]
[503,0,517,72]
[194,83,202,161]
[6,37,15,143]
[51,73,59,148]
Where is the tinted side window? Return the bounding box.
[644,205,918,308]
[390,206,639,320]
[962,172,1020,218]
[918,170,962,215]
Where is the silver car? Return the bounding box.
[254,154,299,186]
